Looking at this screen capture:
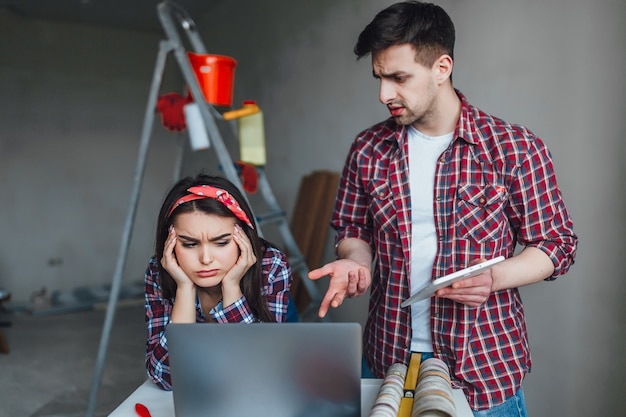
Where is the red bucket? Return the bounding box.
[187,52,237,107]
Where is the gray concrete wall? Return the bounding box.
[1,0,624,415]
[0,12,183,304]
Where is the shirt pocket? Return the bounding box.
[455,183,508,243]
[368,179,397,233]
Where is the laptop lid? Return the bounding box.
[166,322,362,417]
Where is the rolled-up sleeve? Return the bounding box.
[144,258,174,390]
[332,139,375,249]
[510,139,578,278]
[261,246,292,322]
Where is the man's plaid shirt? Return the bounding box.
[332,90,577,410]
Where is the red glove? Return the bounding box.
[156,92,193,132]
[236,161,258,194]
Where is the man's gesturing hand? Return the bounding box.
[308,259,371,318]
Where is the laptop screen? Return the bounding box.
[166,322,362,417]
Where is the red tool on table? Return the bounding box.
[134,403,152,417]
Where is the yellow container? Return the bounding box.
[238,100,266,166]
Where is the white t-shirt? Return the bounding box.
[407,125,453,352]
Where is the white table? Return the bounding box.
[109,379,473,417]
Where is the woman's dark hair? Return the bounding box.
[354,1,455,67]
[155,174,275,322]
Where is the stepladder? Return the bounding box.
[86,2,328,415]
[154,0,325,319]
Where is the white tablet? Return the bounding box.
[401,256,505,307]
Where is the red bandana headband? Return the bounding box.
[167,185,254,229]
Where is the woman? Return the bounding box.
[144,174,292,390]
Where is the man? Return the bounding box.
[308,1,577,415]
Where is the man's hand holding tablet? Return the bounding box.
[401,256,506,308]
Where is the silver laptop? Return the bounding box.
[166,322,362,417]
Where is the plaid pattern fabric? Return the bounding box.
[144,245,291,390]
[332,90,577,410]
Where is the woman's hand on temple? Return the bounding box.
[222,224,256,290]
[161,226,194,289]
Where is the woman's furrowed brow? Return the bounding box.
[177,234,199,242]
[210,233,232,242]
[177,233,231,242]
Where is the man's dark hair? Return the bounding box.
[354,1,455,67]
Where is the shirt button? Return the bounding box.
[479,198,486,204]
[435,196,441,202]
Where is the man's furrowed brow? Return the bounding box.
[373,69,407,79]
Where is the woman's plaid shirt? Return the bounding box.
[143,245,291,390]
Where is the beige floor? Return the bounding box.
[0,302,147,417]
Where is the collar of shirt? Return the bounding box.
[381,89,480,148]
